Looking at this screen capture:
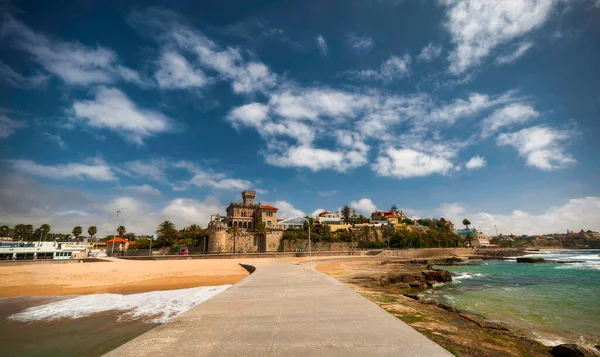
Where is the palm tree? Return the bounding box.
[40,224,51,241]
[351,208,357,225]
[341,206,351,224]
[462,218,471,230]
[157,220,179,247]
[88,226,97,239]
[227,225,240,253]
[391,204,398,212]
[72,226,82,240]
[117,225,126,237]
[360,225,371,241]
[254,222,267,252]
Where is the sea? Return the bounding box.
[431,249,600,347]
[0,285,230,356]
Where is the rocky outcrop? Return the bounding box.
[550,344,600,357]
[516,257,546,263]
[378,269,452,288]
[476,248,526,258]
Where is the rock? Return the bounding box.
[421,299,438,305]
[550,344,600,357]
[422,270,453,283]
[425,281,434,287]
[379,276,390,287]
[413,275,424,282]
[516,257,546,263]
[403,293,420,301]
[400,273,415,283]
[389,274,400,284]
[437,303,457,312]
[409,282,421,288]
[396,283,410,289]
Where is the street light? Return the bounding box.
[111,209,121,257]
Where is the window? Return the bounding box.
[267,221,271,226]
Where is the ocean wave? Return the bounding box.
[8,285,231,324]
[554,262,600,271]
[452,273,485,281]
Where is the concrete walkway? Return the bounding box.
[105,262,451,356]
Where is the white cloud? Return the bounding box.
[428,92,514,125]
[496,41,534,64]
[316,34,328,57]
[43,133,67,149]
[227,102,269,128]
[72,87,174,144]
[465,156,486,170]
[8,158,117,181]
[435,197,600,235]
[0,113,26,139]
[129,7,276,95]
[481,103,539,138]
[161,197,224,228]
[1,14,143,86]
[346,54,411,82]
[0,61,49,88]
[173,161,253,191]
[441,0,555,74]
[118,159,169,183]
[497,125,576,170]
[372,148,454,178]
[418,43,442,61]
[266,144,368,173]
[154,51,210,89]
[311,209,326,218]
[347,33,374,54]
[119,184,162,196]
[272,201,305,219]
[349,198,377,216]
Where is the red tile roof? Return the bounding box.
[318,211,331,217]
[261,205,279,211]
[105,237,129,243]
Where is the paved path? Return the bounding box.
[105,262,452,357]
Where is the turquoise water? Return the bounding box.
[433,250,600,346]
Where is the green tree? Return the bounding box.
[254,222,267,252]
[341,206,351,224]
[463,218,471,230]
[72,226,82,240]
[88,226,97,239]
[227,225,240,253]
[0,225,9,238]
[360,225,371,241]
[391,204,398,212]
[40,224,51,240]
[117,225,126,237]
[157,221,179,247]
[351,208,357,224]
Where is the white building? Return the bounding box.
[278,216,308,230]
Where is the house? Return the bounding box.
[456,230,490,247]
[316,211,350,232]
[105,237,132,252]
[371,210,405,226]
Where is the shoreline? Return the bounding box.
[314,256,553,357]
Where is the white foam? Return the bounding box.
[452,272,484,281]
[8,285,231,324]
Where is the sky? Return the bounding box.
[1,0,599,236]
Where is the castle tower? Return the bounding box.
[242,190,256,205]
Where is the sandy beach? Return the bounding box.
[0,257,275,297]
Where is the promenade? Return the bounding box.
[105,262,451,356]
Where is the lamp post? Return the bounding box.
[111,209,121,256]
[308,223,312,267]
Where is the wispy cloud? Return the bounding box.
[346,33,374,54]
[497,125,576,170]
[316,34,328,57]
[496,41,534,65]
[72,87,175,144]
[0,112,27,139]
[441,0,554,74]
[43,132,68,149]
[1,14,143,86]
[344,54,411,82]
[481,103,539,138]
[154,51,211,89]
[418,43,442,62]
[8,158,117,181]
[0,61,49,88]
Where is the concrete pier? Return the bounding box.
[105,262,451,356]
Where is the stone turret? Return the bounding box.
[242,190,256,205]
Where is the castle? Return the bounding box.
[207,190,283,253]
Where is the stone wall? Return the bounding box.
[207,222,283,253]
[279,239,355,252]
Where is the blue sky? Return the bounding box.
[1,0,599,236]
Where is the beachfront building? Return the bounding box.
[207,191,284,253]
[316,211,351,232]
[278,216,307,230]
[370,210,405,226]
[456,229,491,247]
